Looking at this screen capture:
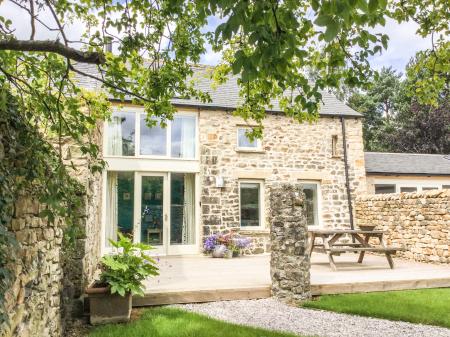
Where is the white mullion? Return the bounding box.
[135,111,141,157]
[167,118,172,158]
[133,172,141,244]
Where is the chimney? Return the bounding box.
[105,42,112,53]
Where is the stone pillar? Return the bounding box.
[270,183,311,304]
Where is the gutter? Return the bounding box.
[340,116,354,230]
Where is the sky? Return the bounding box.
[198,18,432,73]
[0,1,431,73]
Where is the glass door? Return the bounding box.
[135,173,168,255]
[135,172,198,255]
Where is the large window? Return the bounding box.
[170,173,196,244]
[237,127,260,150]
[105,172,134,246]
[240,181,263,227]
[300,182,320,227]
[105,112,136,156]
[171,115,196,158]
[105,110,197,159]
[140,116,167,156]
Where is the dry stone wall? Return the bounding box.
[356,190,450,264]
[199,110,366,253]
[1,139,102,337]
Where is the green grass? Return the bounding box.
[303,288,450,328]
[88,307,304,337]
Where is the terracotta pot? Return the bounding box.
[86,284,131,325]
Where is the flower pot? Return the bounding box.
[212,244,227,258]
[86,284,132,325]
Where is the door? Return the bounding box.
[135,173,168,255]
[135,172,198,255]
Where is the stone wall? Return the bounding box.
[199,110,366,252]
[1,138,102,337]
[270,184,310,304]
[356,190,450,264]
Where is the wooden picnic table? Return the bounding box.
[308,228,404,271]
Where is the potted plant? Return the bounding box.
[203,231,252,258]
[86,233,159,325]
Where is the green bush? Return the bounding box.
[100,233,159,297]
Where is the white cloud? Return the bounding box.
[369,18,431,72]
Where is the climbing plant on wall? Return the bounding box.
[0,86,107,323]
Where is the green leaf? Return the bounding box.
[368,0,378,12]
[314,14,332,27]
[324,20,340,42]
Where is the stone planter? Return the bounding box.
[86,284,132,325]
[212,244,227,258]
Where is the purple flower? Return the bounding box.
[233,237,252,249]
[203,234,218,252]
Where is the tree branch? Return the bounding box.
[0,39,105,64]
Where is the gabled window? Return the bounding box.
[237,127,261,150]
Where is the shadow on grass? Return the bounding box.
[88,307,303,337]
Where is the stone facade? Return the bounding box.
[1,139,103,337]
[356,190,450,264]
[270,184,311,304]
[199,110,366,252]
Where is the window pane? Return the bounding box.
[140,115,167,156]
[105,172,134,246]
[141,176,164,245]
[240,183,260,227]
[171,116,196,158]
[375,184,396,194]
[422,187,438,191]
[237,128,258,148]
[301,183,318,226]
[443,185,450,190]
[400,187,417,193]
[170,173,195,244]
[106,112,135,156]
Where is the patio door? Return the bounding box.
[135,172,197,255]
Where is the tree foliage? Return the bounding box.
[349,59,449,154]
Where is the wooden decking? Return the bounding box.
[136,253,450,306]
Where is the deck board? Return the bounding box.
[136,253,450,306]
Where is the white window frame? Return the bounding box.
[239,180,265,230]
[236,127,262,151]
[104,106,199,161]
[372,178,450,194]
[299,180,322,228]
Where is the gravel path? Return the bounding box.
[176,298,450,337]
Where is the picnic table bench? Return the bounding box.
[308,228,404,271]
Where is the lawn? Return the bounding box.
[88,307,303,337]
[303,288,450,328]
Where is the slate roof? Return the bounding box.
[74,63,361,117]
[365,152,450,176]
